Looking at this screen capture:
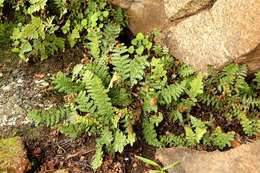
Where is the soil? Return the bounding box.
[23,128,152,173]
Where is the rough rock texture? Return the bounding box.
[0,51,76,128]
[109,0,170,34]
[164,0,215,21]
[0,68,55,127]
[110,0,260,72]
[156,141,260,173]
[163,0,260,71]
[0,137,31,173]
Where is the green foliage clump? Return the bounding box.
[28,27,260,169]
[4,0,257,171]
[199,64,260,137]
[1,0,125,61]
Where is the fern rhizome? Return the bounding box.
[2,0,260,171]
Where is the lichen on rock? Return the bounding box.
[0,137,30,173]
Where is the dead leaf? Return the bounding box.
[231,140,241,148]
[33,72,46,80]
[149,97,158,106]
[64,93,77,103]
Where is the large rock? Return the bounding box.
[0,137,31,173]
[109,0,170,34]
[156,141,260,173]
[109,0,260,72]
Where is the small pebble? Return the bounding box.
[17,79,23,84]
[0,72,3,77]
[80,156,85,161]
[124,157,129,161]
[2,85,11,91]
[34,80,49,88]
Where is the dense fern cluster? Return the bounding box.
[4,0,260,171]
[28,28,260,169]
[199,65,260,137]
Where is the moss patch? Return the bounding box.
[0,137,30,173]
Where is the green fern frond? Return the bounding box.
[147,58,168,89]
[113,130,128,153]
[27,0,47,14]
[87,29,102,60]
[28,107,69,127]
[129,55,149,86]
[170,110,183,123]
[239,112,260,136]
[187,74,204,98]
[185,116,207,146]
[210,127,235,150]
[178,64,195,78]
[86,63,111,85]
[159,82,185,104]
[91,145,104,171]
[253,71,260,88]
[75,91,97,113]
[82,70,114,119]
[184,127,196,146]
[142,91,158,113]
[102,23,122,53]
[198,93,222,109]
[142,114,163,147]
[92,128,113,170]
[236,64,248,79]
[218,64,240,93]
[53,72,84,94]
[112,46,149,86]
[111,45,131,79]
[58,123,83,138]
[160,134,185,147]
[109,87,133,107]
[241,96,260,109]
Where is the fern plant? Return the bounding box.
[5,0,125,61]
[209,127,235,150]
[4,0,260,171]
[199,64,260,138]
[11,16,64,60]
[27,29,260,170]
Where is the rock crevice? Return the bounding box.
[165,0,217,21]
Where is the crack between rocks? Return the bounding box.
[236,43,260,63]
[169,0,218,22]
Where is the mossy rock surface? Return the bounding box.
[0,137,30,173]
